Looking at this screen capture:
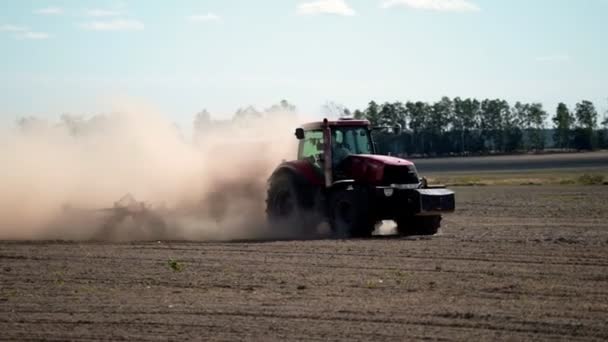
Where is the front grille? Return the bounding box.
[382,165,419,185]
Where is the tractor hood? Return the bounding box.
[340,154,420,185]
[351,154,414,166]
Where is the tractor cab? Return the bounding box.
[295,118,419,187]
[295,118,377,184]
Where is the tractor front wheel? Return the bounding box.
[330,189,375,238]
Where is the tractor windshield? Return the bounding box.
[332,127,373,166]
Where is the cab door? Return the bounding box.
[298,130,325,173]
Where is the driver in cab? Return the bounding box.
[332,130,351,168]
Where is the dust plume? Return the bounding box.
[0,103,310,241]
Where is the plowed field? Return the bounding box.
[2,185,607,341]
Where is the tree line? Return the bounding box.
[342,98,608,156]
[18,97,605,157]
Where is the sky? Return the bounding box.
[1,0,607,128]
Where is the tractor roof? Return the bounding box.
[301,118,371,130]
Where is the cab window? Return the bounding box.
[299,130,324,167]
[332,127,372,155]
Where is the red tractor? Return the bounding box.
[266,118,455,237]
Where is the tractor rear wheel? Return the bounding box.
[266,173,313,235]
[330,189,375,238]
[397,215,441,236]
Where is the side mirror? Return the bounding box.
[295,128,305,140]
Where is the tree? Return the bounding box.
[527,103,548,150]
[364,101,381,126]
[452,98,481,154]
[500,103,523,153]
[573,100,598,150]
[600,114,608,149]
[60,114,85,136]
[378,102,406,128]
[552,103,574,149]
[405,101,431,154]
[600,99,608,129]
[512,102,529,150]
[372,102,408,155]
[266,99,296,114]
[512,102,546,151]
[353,109,365,119]
[321,101,350,119]
[233,106,261,121]
[429,97,453,154]
[430,97,452,134]
[193,109,211,144]
[480,99,509,152]
[16,116,49,134]
[512,102,529,126]
[575,100,598,129]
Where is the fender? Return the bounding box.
[269,160,324,187]
[269,160,324,209]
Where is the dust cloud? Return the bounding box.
[0,103,309,241]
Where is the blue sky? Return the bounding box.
[1,0,607,127]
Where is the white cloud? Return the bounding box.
[187,13,221,22]
[535,55,570,63]
[297,0,356,16]
[85,9,123,17]
[381,0,480,12]
[81,19,144,31]
[1,25,50,40]
[35,7,64,15]
[0,24,27,32]
[20,32,51,40]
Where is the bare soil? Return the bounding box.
[2,186,608,341]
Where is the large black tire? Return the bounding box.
[397,215,441,236]
[329,189,375,238]
[266,172,315,235]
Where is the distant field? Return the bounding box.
[426,169,608,186]
[411,151,608,174]
[411,151,608,186]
